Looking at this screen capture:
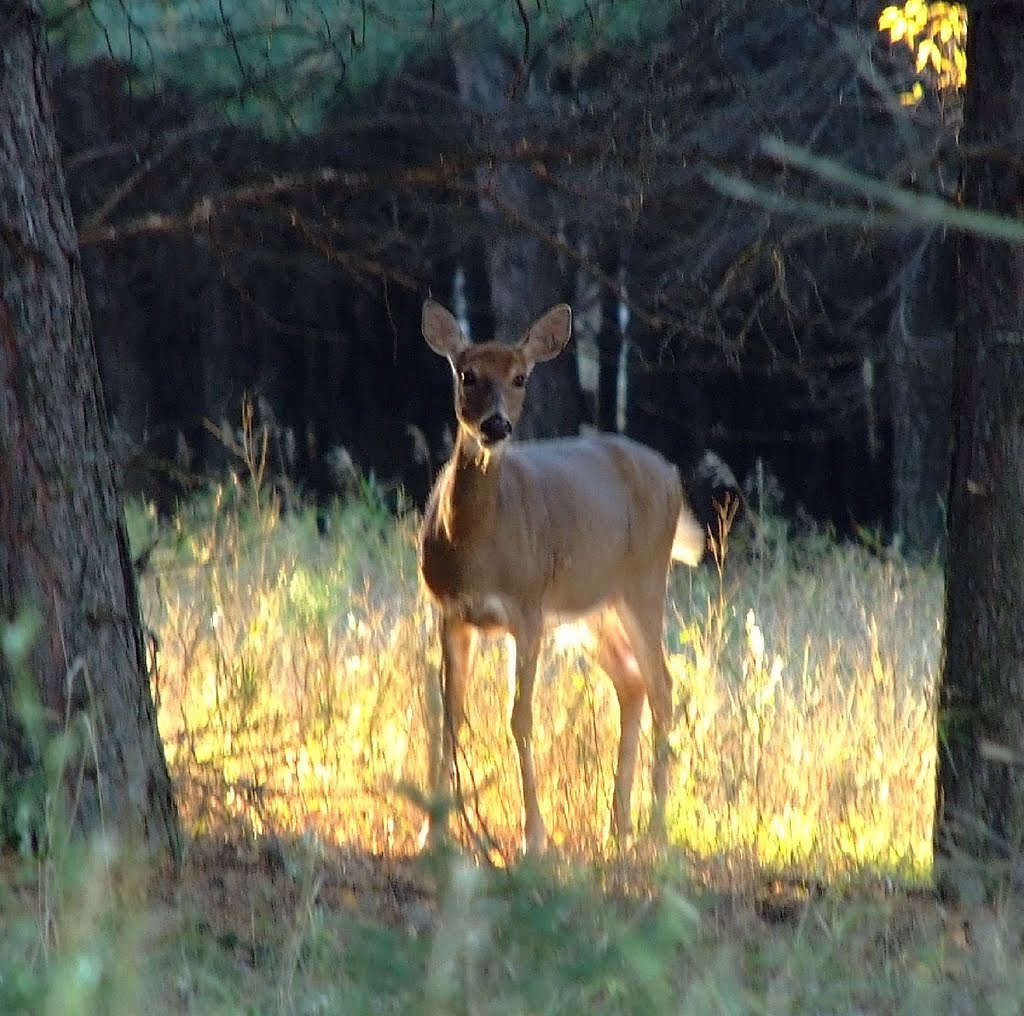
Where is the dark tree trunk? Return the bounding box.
[936,2,1024,898]
[451,42,583,440]
[0,2,179,857]
[889,231,954,560]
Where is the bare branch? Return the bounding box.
[77,164,468,245]
[761,137,1024,244]
[704,168,911,233]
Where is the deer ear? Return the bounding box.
[422,300,468,360]
[520,304,572,364]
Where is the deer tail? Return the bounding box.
[672,503,706,567]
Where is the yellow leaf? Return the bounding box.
[885,15,908,43]
[878,5,901,29]
[899,81,924,106]
[906,1,928,34]
[954,47,967,83]
[916,38,936,72]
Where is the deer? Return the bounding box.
[418,298,705,854]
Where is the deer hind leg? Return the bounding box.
[616,587,674,841]
[508,619,547,853]
[592,608,646,844]
[425,617,477,847]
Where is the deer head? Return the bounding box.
[421,300,572,456]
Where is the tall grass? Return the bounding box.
[131,479,940,877]
[11,478,1021,1016]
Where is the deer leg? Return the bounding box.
[617,592,674,841]
[593,609,646,844]
[509,622,546,853]
[426,617,477,846]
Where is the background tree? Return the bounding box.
[38,1,964,547]
[0,0,179,856]
[451,36,585,439]
[937,0,1024,896]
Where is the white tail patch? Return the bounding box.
[672,505,706,567]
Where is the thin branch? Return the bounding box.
[704,168,915,233]
[79,120,221,232]
[74,136,640,247]
[760,137,1024,244]
[508,0,531,99]
[76,165,460,245]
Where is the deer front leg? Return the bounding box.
[425,617,477,847]
[508,620,546,853]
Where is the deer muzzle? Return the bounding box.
[479,413,513,446]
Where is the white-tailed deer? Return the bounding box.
[419,299,705,853]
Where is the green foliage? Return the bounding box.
[414,857,702,1016]
[45,0,675,130]
[0,611,93,857]
[5,833,1024,1015]
[0,618,152,1015]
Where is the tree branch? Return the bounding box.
[757,136,1024,244]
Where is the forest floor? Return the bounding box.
[1,829,1017,1015]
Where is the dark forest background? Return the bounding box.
[47,0,958,557]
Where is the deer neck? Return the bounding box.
[437,432,503,545]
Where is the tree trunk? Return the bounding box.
[889,230,954,560]
[936,2,1024,898]
[451,42,583,440]
[196,238,234,472]
[0,2,180,857]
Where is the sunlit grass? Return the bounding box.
[131,482,940,878]
[0,482,965,1016]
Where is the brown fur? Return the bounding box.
[418,299,703,852]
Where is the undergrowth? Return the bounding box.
[0,476,964,1015]
[131,480,939,877]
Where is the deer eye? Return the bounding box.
[512,372,527,389]
[460,369,478,387]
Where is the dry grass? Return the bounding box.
[9,480,1024,1016]
[136,481,939,878]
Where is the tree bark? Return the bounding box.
[936,1,1024,898]
[0,2,180,857]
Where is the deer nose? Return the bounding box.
[480,413,512,444]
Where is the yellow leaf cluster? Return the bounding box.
[878,1,967,102]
